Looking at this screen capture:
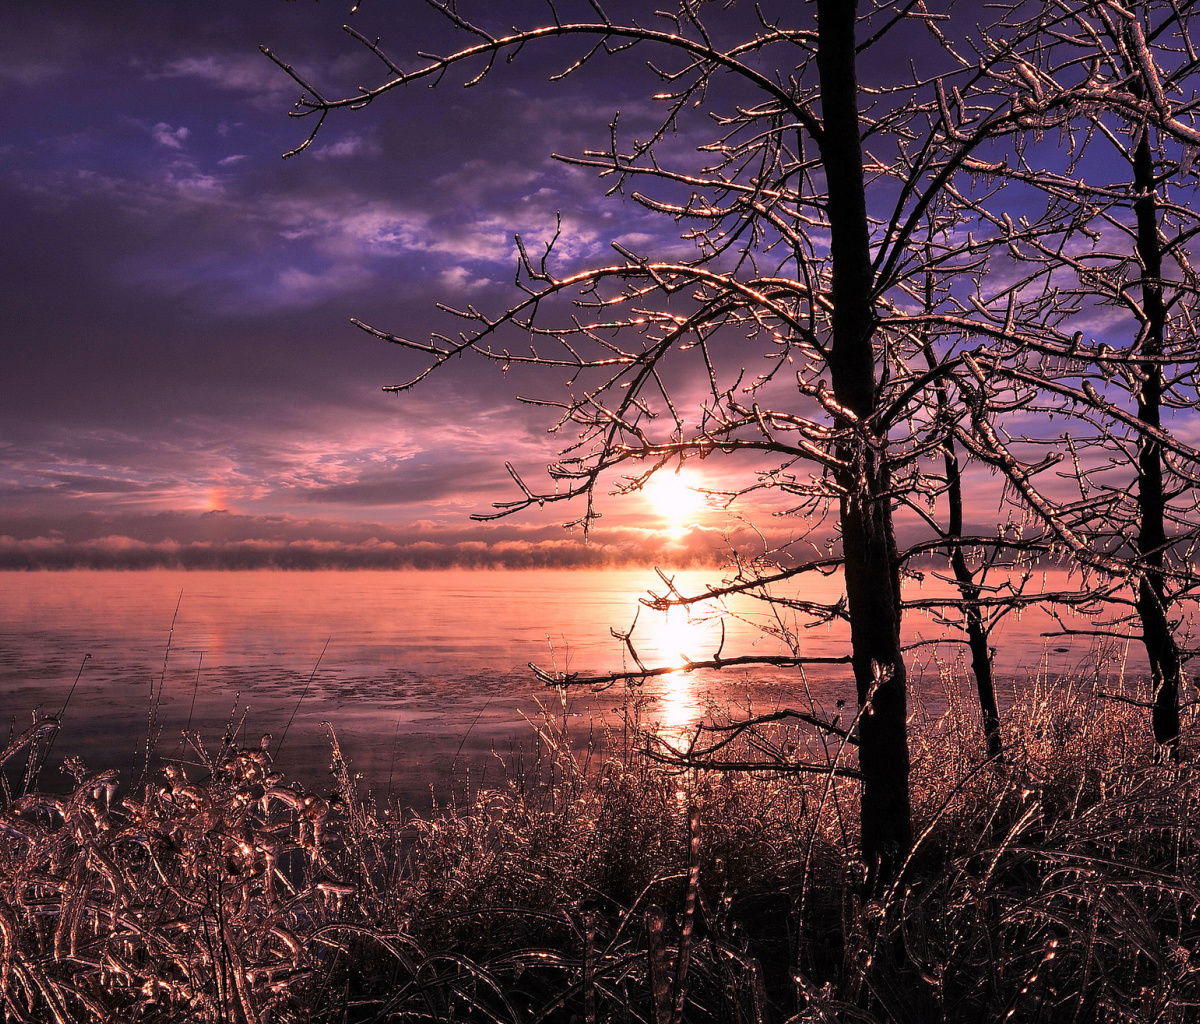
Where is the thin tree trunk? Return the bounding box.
[922,338,1003,760]
[816,0,911,888]
[944,438,1003,760]
[1132,126,1183,753]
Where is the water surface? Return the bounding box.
[0,568,1140,805]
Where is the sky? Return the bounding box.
[2,1,757,568]
[0,1,1178,571]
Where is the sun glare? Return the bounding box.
[645,470,706,534]
[648,606,708,732]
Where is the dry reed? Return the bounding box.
[1,670,1198,1022]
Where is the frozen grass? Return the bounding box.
[2,673,1200,1022]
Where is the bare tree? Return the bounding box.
[1048,0,1200,753]
[266,0,1130,884]
[943,0,1200,752]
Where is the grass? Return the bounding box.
[1,671,1200,1023]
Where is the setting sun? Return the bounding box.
[644,469,706,531]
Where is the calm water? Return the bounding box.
[0,569,1141,805]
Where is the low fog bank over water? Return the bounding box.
[2,569,1144,806]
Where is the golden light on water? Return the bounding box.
[645,605,711,732]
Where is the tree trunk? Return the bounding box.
[923,339,1003,759]
[816,0,911,888]
[1132,126,1183,753]
[944,443,1004,760]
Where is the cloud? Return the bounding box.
[0,521,728,571]
[6,94,684,316]
[42,475,157,495]
[156,54,298,106]
[312,134,379,161]
[271,264,370,307]
[151,123,190,149]
[0,16,90,87]
[299,456,503,506]
[269,196,512,263]
[436,266,492,292]
[0,392,551,524]
[432,159,542,201]
[266,191,622,272]
[164,161,223,196]
[0,59,62,86]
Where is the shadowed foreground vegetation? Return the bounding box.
[3,674,1200,1023]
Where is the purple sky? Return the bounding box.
[3,2,748,567]
[2,2,1182,571]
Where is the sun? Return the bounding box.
[644,469,706,532]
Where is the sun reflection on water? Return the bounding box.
[644,606,713,733]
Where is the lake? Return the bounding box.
[0,568,1144,806]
